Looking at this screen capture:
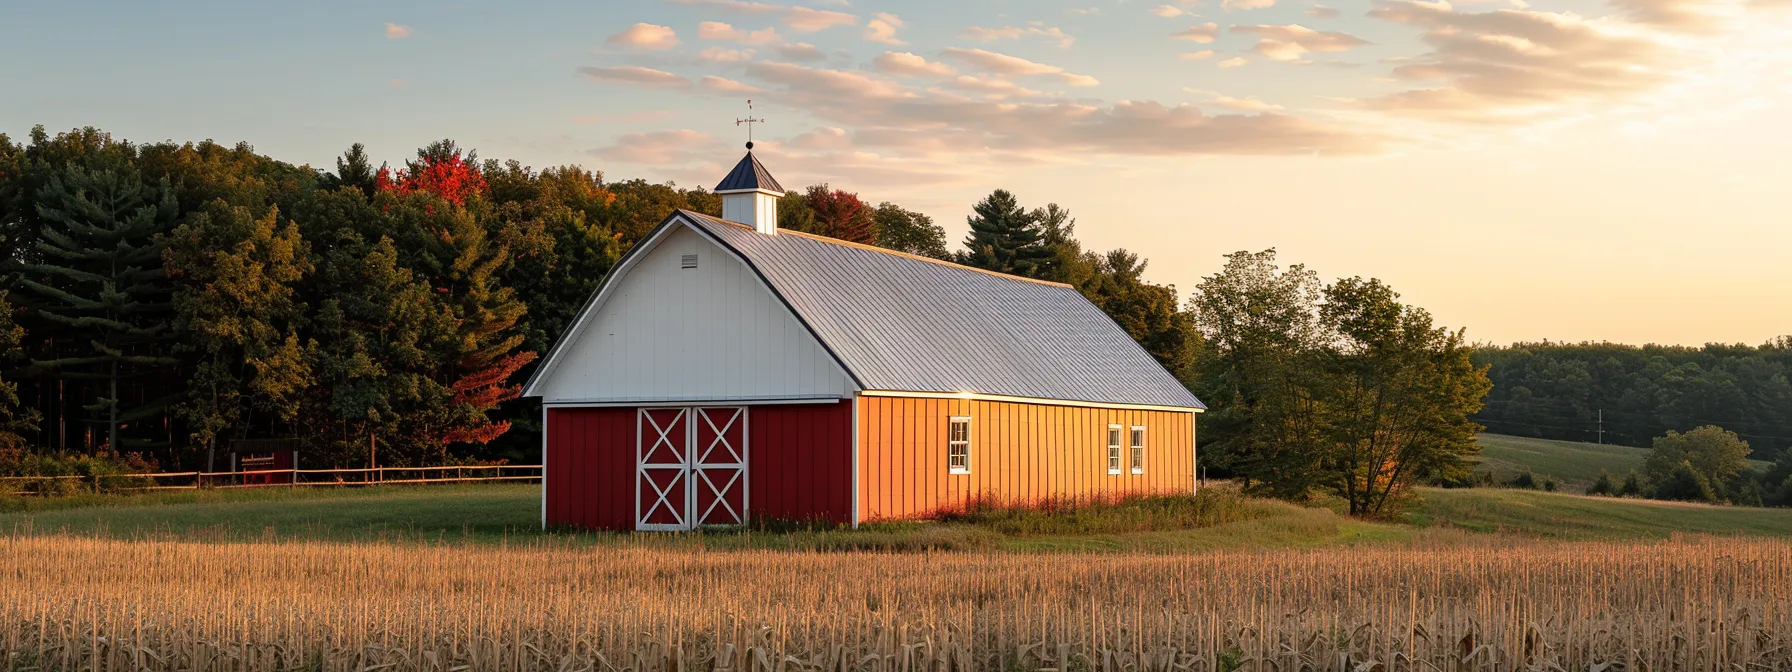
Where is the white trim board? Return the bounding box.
[859,390,1204,414]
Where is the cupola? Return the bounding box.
[714,143,784,235]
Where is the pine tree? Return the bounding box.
[961,189,1053,278]
[17,165,179,454]
[329,143,377,197]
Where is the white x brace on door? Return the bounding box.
[636,407,748,531]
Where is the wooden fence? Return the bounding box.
[0,465,542,496]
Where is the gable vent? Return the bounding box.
[680,253,699,269]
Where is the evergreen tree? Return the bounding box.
[327,143,378,197]
[16,165,179,454]
[960,190,1053,278]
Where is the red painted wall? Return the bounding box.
[747,401,854,525]
[545,401,853,531]
[545,407,636,531]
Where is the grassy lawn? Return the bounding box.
[1471,433,1650,490]
[6,480,1791,551]
[1410,487,1792,539]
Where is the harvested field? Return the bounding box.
[2,534,1788,671]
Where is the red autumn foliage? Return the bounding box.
[806,184,875,244]
[375,141,488,206]
[439,350,539,446]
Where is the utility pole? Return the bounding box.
[1597,409,1604,445]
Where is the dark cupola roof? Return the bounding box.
[714,148,784,193]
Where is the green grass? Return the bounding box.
[1410,487,1792,539]
[5,480,1789,552]
[1471,433,1650,490]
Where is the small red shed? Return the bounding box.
[522,150,1205,531]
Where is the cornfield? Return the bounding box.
[1,534,1788,671]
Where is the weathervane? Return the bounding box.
[736,99,764,150]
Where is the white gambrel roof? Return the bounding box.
[525,210,1206,410]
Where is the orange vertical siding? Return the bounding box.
[856,396,1198,521]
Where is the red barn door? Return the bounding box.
[635,407,749,531]
[636,408,690,531]
[693,407,748,526]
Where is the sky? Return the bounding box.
[2,0,1789,347]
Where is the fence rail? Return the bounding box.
[0,464,542,496]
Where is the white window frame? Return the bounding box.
[948,416,972,474]
[1107,424,1123,475]
[1130,425,1146,475]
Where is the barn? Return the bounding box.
[521,149,1206,531]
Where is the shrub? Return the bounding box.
[0,450,157,496]
[1587,473,1615,496]
[1652,461,1717,503]
[1618,472,1643,497]
[1542,479,1557,492]
[1509,472,1537,490]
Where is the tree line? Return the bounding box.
[1471,341,1792,451]
[0,126,1200,475]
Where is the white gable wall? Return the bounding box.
[532,224,856,404]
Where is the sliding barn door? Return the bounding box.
[635,407,749,531]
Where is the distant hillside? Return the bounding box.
[1471,433,1649,491]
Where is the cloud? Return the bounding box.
[388,78,407,87]
[384,23,412,39]
[1180,50,1218,59]
[1173,23,1221,42]
[872,52,957,77]
[961,25,1077,48]
[1186,88,1287,111]
[1218,56,1249,67]
[865,12,907,45]
[733,61,1381,157]
[1233,24,1371,61]
[700,75,764,94]
[700,47,756,62]
[589,129,723,165]
[1357,0,1689,122]
[941,47,1100,85]
[746,61,916,99]
[941,75,1047,99]
[578,65,691,88]
[698,21,781,45]
[785,127,852,151]
[1068,7,1102,15]
[606,23,680,50]
[784,6,858,31]
[669,0,857,32]
[774,42,827,61]
[1308,4,1343,17]
[1609,0,1736,31]
[1224,0,1278,9]
[1151,5,1190,17]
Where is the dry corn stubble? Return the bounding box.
[1,534,1787,671]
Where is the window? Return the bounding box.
[1130,426,1146,474]
[948,417,971,474]
[1107,425,1123,475]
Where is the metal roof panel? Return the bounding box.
[680,210,1206,409]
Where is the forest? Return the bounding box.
[1472,341,1792,450]
[0,126,1194,473]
